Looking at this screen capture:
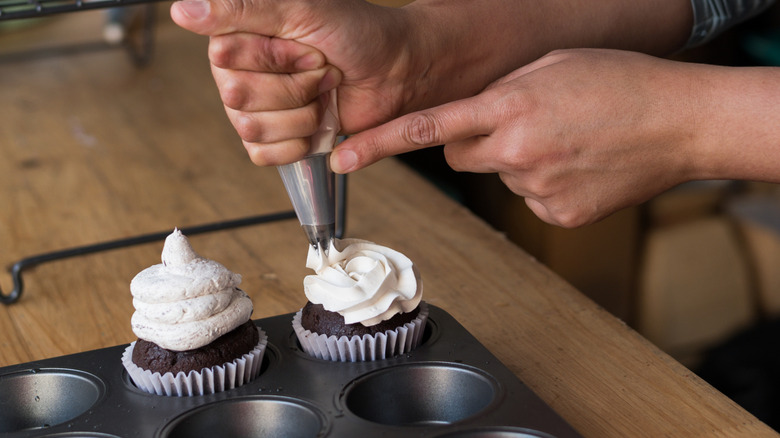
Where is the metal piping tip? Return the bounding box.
[303,223,335,255]
[278,153,336,253]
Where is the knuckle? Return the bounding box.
[244,139,308,166]
[208,37,233,68]
[243,141,272,166]
[246,147,274,167]
[542,199,592,229]
[499,147,531,172]
[442,146,466,172]
[522,176,553,200]
[553,211,587,229]
[258,37,290,71]
[234,114,264,142]
[219,78,247,110]
[403,113,442,146]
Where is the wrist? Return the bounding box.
[396,0,693,116]
[689,66,780,184]
[398,0,541,113]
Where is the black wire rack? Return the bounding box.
[0,0,165,20]
[0,177,348,304]
[0,0,167,66]
[0,2,350,304]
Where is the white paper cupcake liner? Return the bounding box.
[292,302,429,362]
[122,326,267,397]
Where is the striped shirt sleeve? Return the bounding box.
[686,0,777,48]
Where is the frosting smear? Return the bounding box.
[130,229,253,351]
[305,238,422,327]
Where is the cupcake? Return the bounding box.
[293,238,427,362]
[122,229,267,396]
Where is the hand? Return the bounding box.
[170,0,695,169]
[170,0,416,165]
[332,49,707,227]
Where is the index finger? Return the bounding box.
[331,95,497,173]
[209,33,325,73]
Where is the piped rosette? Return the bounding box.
[293,238,428,361]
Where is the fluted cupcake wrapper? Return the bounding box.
[292,302,428,362]
[122,327,267,396]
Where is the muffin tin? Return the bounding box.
[0,304,583,437]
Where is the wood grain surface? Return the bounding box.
[0,7,776,437]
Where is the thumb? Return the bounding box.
[331,96,495,173]
[171,0,296,37]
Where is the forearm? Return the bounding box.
[691,66,780,183]
[397,0,694,113]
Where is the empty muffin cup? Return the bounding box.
[0,369,103,433]
[160,396,328,437]
[40,433,121,437]
[434,427,558,437]
[342,363,498,426]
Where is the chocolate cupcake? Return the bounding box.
[292,238,427,362]
[122,229,267,396]
[130,320,259,375]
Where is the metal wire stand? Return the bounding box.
[0,174,347,304]
[0,3,349,303]
[0,0,164,20]
[1,0,166,67]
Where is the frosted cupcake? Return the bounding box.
[122,229,267,396]
[292,238,428,362]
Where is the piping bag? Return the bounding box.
[277,88,339,255]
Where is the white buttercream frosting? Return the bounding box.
[130,229,253,351]
[304,238,422,326]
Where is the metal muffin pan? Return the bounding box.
[0,304,582,437]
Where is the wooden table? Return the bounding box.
[0,8,776,437]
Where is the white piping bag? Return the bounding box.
[277,89,340,254]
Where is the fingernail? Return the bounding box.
[177,0,210,20]
[332,149,357,173]
[295,52,324,70]
[318,68,341,93]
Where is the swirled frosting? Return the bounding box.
[130,229,253,351]
[304,238,422,326]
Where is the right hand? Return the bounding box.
[171,0,416,165]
